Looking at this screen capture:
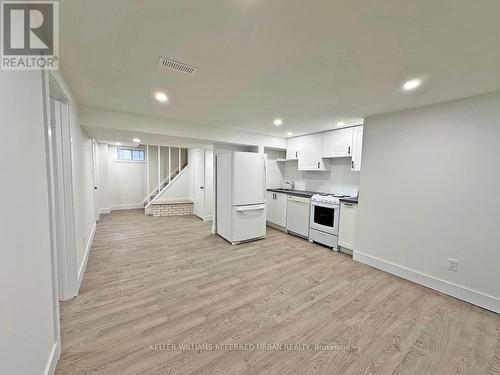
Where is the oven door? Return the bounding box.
[310,202,339,235]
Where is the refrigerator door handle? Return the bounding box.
[235,204,266,212]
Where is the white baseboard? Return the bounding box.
[353,251,500,314]
[203,215,213,222]
[76,221,96,293]
[98,207,111,215]
[110,203,143,211]
[43,342,60,375]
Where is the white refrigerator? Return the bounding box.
[216,151,267,244]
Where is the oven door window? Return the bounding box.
[314,205,335,227]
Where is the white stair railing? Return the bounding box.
[142,165,181,206]
[143,146,189,207]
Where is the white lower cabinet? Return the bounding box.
[266,191,274,222]
[274,193,287,227]
[338,202,357,252]
[266,191,287,227]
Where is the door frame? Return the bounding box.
[46,74,78,301]
[91,140,99,221]
[193,149,205,219]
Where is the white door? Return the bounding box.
[232,152,266,205]
[266,191,275,222]
[322,127,353,158]
[286,137,300,160]
[274,193,287,227]
[194,149,205,219]
[298,133,326,171]
[91,140,99,220]
[351,125,363,171]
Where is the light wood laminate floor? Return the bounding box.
[56,209,500,375]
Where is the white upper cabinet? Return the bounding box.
[286,137,300,160]
[322,127,353,158]
[351,125,363,171]
[298,133,327,171]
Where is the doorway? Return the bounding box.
[47,77,78,301]
[193,149,205,219]
[91,140,99,221]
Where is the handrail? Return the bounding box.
[144,163,190,210]
[142,166,181,205]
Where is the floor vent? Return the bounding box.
[158,57,197,75]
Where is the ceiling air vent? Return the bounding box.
[158,57,197,75]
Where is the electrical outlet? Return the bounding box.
[448,258,459,272]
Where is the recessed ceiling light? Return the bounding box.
[115,142,121,146]
[155,91,168,103]
[337,121,346,127]
[402,79,421,91]
[287,131,293,136]
[132,138,141,143]
[273,118,283,126]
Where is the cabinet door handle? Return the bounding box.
[348,146,351,155]
[317,162,320,168]
[351,160,354,169]
[295,151,298,158]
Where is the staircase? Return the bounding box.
[143,166,181,207]
[143,146,189,213]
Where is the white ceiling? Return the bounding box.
[60,0,500,138]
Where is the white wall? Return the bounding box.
[355,92,500,313]
[283,159,359,196]
[0,71,59,374]
[51,71,96,278]
[107,145,147,209]
[264,149,285,188]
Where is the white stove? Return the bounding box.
[310,194,349,205]
[309,194,353,249]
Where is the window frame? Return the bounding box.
[115,147,146,163]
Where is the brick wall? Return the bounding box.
[148,201,193,216]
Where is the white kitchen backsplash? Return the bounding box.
[282,158,359,196]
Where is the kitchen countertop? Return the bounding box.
[267,188,317,198]
[268,188,359,203]
[339,197,358,204]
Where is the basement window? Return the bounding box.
[117,148,145,161]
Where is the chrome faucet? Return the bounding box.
[284,180,295,190]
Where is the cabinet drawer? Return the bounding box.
[309,228,338,248]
